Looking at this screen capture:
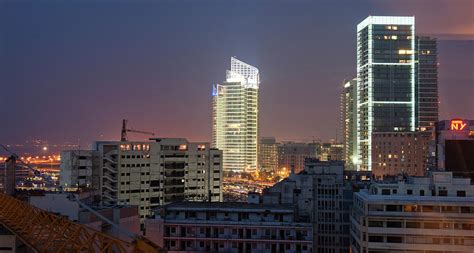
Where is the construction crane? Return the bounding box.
[121,119,155,141]
[0,192,164,253]
[0,144,165,253]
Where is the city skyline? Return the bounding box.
[0,2,473,251]
[2,0,473,147]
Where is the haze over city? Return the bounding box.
[1,1,474,252]
[2,0,473,147]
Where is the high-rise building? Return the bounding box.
[416,36,438,135]
[258,137,278,172]
[372,132,429,179]
[356,16,416,171]
[351,172,474,253]
[341,78,358,169]
[212,57,260,173]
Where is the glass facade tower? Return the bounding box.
[356,16,416,171]
[212,57,259,172]
[416,36,438,136]
[341,78,358,170]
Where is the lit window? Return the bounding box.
[391,35,397,40]
[398,49,413,55]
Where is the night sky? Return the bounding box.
[2,0,473,147]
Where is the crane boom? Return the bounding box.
[121,119,155,141]
[0,192,164,253]
[0,144,164,252]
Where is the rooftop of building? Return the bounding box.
[372,171,472,185]
[356,189,474,204]
[162,201,295,213]
[95,137,210,144]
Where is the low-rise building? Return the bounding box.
[146,202,313,253]
[433,119,474,181]
[28,191,141,242]
[59,150,100,190]
[351,172,474,253]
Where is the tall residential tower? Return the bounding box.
[416,36,438,135]
[356,16,416,171]
[212,57,260,172]
[341,78,357,170]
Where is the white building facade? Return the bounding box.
[95,139,223,220]
[212,57,260,173]
[351,172,474,253]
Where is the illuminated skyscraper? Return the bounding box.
[212,57,260,172]
[341,78,357,169]
[416,36,438,135]
[356,16,416,171]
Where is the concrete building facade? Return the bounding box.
[277,142,319,175]
[59,150,100,190]
[371,132,429,179]
[351,172,474,253]
[95,138,223,219]
[262,160,353,253]
[258,137,278,172]
[146,202,313,253]
[60,138,223,220]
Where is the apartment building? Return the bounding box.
[372,132,429,179]
[146,202,313,253]
[351,172,474,253]
[262,159,353,253]
[59,138,222,220]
